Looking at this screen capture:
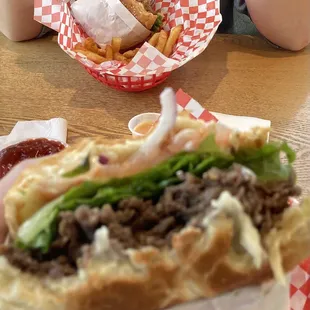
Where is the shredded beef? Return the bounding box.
[3,164,301,278]
[0,246,75,278]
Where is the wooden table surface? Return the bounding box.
[0,33,310,195]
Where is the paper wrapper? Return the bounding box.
[168,279,290,310]
[71,0,151,50]
[34,0,221,77]
[175,89,310,310]
[0,118,68,151]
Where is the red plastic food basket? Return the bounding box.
[34,0,222,93]
[83,66,171,92]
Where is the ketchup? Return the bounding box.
[0,138,65,179]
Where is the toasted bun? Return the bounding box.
[2,116,307,310]
[120,0,158,30]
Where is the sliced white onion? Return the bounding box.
[93,88,178,178]
[130,88,177,161]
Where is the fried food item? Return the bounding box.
[73,42,87,51]
[112,37,122,53]
[73,26,182,66]
[148,32,160,46]
[106,45,113,61]
[123,48,139,59]
[75,49,106,64]
[113,52,130,64]
[120,0,159,30]
[74,40,104,64]
[163,25,182,57]
[84,37,99,53]
[97,48,106,57]
[155,30,168,53]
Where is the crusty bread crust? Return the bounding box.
[120,0,158,30]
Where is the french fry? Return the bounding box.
[97,48,106,57]
[76,49,106,64]
[106,45,113,61]
[163,25,183,57]
[111,37,122,53]
[84,37,99,53]
[155,30,168,53]
[73,42,87,52]
[113,52,125,61]
[148,33,160,47]
[113,52,130,64]
[123,48,139,59]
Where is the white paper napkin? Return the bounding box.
[167,278,290,310]
[175,89,271,139]
[0,118,68,151]
[211,112,271,132]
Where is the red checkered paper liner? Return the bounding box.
[291,258,310,310]
[34,0,74,32]
[176,89,310,310]
[34,0,61,32]
[176,88,218,122]
[34,0,221,77]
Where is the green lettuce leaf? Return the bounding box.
[62,155,90,178]
[151,14,163,32]
[234,142,295,181]
[16,137,296,253]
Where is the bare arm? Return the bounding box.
[245,0,310,51]
[0,0,42,41]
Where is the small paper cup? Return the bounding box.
[128,113,160,137]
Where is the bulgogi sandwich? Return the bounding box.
[0,88,309,310]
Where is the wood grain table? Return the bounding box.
[0,33,310,195]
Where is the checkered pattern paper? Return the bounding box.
[176,88,310,310]
[34,0,62,31]
[34,0,222,77]
[291,258,310,310]
[176,88,218,122]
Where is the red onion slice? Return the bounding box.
[98,154,109,165]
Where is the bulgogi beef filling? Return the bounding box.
[1,164,300,278]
